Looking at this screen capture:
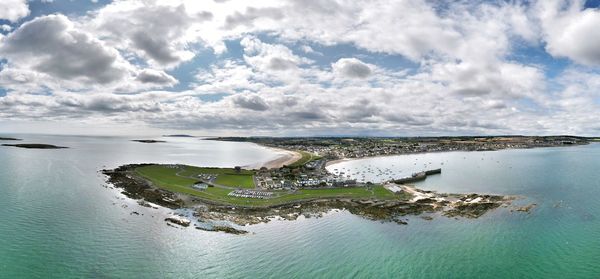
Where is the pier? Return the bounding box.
[394,168,441,184]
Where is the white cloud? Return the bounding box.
[0,0,29,22]
[136,69,178,86]
[537,0,600,65]
[194,60,266,93]
[332,58,373,79]
[0,0,599,136]
[231,94,270,111]
[0,15,131,85]
[240,36,311,72]
[87,1,212,68]
[1,25,12,32]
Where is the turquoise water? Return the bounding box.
[1,135,600,278]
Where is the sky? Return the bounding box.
[0,0,599,136]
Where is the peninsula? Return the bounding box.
[102,135,592,234]
[103,162,513,233]
[102,135,585,233]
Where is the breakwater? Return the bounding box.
[394,168,441,184]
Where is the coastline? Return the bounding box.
[324,143,594,168]
[253,147,302,169]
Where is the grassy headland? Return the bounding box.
[131,164,405,207]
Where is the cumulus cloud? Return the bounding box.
[538,0,600,65]
[0,15,130,85]
[332,58,373,79]
[240,36,310,72]
[1,25,13,32]
[1,0,600,136]
[136,69,178,86]
[225,7,284,29]
[231,94,269,111]
[0,0,29,22]
[89,2,211,68]
[194,60,267,93]
[427,61,544,98]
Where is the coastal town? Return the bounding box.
[213,136,589,160]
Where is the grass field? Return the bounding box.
[214,174,254,188]
[133,164,407,207]
[167,165,255,188]
[178,166,253,176]
[288,151,322,167]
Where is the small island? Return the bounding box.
[0,137,22,141]
[131,140,167,143]
[2,144,68,149]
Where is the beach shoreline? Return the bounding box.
[248,147,302,169]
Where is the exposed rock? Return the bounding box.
[102,165,183,209]
[513,203,537,213]
[165,216,191,227]
[195,225,248,235]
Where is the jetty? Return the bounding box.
[394,168,441,184]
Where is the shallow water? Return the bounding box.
[1,135,600,278]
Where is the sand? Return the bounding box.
[257,148,302,169]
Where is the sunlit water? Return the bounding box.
[1,135,600,278]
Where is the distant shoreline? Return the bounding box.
[324,143,594,168]
[0,137,22,141]
[2,143,68,149]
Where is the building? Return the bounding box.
[192,183,209,190]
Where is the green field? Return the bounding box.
[214,174,254,188]
[133,164,408,207]
[288,151,322,167]
[178,166,253,176]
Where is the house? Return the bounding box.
[192,183,209,190]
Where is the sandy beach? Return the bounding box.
[257,147,302,169]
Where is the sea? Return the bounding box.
[1,134,600,278]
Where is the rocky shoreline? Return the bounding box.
[193,191,517,227]
[102,164,528,234]
[102,164,184,209]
